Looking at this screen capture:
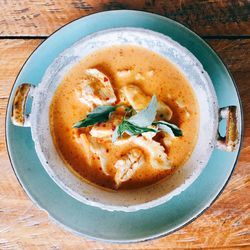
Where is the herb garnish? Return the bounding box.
[73,95,183,142]
[128,95,157,127]
[72,105,118,128]
[112,120,157,142]
[153,121,183,137]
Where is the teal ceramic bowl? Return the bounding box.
[6,10,243,243]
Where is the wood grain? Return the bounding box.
[0,39,249,249]
[0,0,249,37]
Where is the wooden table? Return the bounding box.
[0,1,249,249]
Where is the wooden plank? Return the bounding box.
[0,39,249,249]
[0,0,249,37]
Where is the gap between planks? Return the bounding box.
[1,35,250,40]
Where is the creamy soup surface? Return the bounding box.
[50,45,199,190]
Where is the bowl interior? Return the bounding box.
[31,28,218,212]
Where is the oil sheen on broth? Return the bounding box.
[50,45,199,190]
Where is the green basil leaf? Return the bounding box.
[128,95,157,127]
[112,120,157,142]
[153,121,183,137]
[73,105,118,128]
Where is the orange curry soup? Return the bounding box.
[50,45,199,190]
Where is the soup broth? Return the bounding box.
[50,45,199,189]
